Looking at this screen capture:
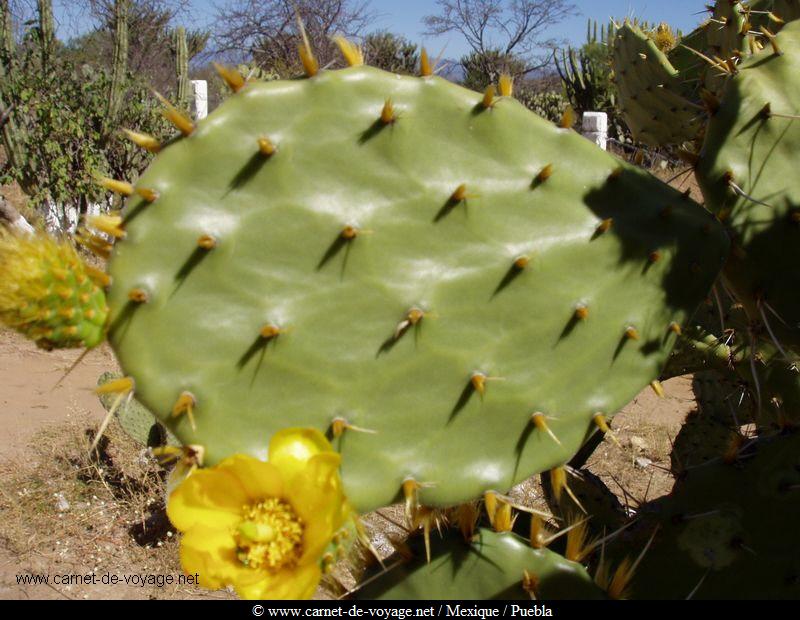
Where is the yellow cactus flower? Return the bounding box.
[166,428,351,600]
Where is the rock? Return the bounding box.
[54,492,70,512]
[634,456,653,469]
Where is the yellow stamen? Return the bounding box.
[213,62,246,92]
[121,129,161,153]
[234,498,304,570]
[333,36,364,66]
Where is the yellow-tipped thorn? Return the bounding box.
[550,466,587,513]
[121,128,161,153]
[484,491,498,524]
[450,183,468,203]
[74,230,112,259]
[333,36,364,67]
[155,92,194,136]
[668,321,682,336]
[648,250,662,263]
[213,62,246,92]
[197,234,216,250]
[87,214,125,239]
[297,14,319,77]
[593,413,620,447]
[481,84,496,109]
[650,379,665,398]
[535,163,553,184]
[341,225,359,240]
[574,303,589,321]
[595,217,613,235]
[514,255,530,270]
[471,372,487,396]
[522,570,539,599]
[172,390,197,431]
[608,166,623,180]
[420,48,434,77]
[492,500,515,533]
[85,265,111,288]
[380,98,396,125]
[97,176,133,196]
[135,187,159,203]
[760,26,782,55]
[95,376,135,396]
[498,73,513,98]
[625,326,640,341]
[128,288,149,303]
[402,478,421,521]
[258,137,277,157]
[531,412,562,446]
[559,106,575,129]
[330,417,378,438]
[394,307,425,338]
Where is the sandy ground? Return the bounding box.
[0,327,696,600]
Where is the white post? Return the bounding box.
[191,80,208,119]
[582,111,608,150]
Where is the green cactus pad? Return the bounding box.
[697,19,800,352]
[106,65,727,512]
[97,372,178,447]
[353,528,603,600]
[612,22,704,146]
[620,431,800,599]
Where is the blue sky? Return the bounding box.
[53,0,709,58]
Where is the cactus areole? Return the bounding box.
[105,65,727,512]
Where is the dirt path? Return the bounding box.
[0,330,118,460]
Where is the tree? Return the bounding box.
[212,0,374,77]
[460,48,525,90]
[362,31,418,75]
[423,0,577,78]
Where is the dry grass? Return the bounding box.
[0,412,234,599]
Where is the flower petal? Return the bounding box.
[220,454,284,500]
[167,466,248,531]
[269,427,334,480]
[236,562,322,600]
[179,525,264,591]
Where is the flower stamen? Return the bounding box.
[234,498,304,570]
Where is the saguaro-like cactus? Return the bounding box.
[174,26,189,111]
[106,0,129,127]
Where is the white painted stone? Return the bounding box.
[192,79,208,119]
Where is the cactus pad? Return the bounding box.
[612,22,704,146]
[353,528,603,600]
[106,65,727,512]
[697,19,800,352]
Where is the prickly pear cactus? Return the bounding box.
[104,63,728,513]
[697,19,800,352]
[354,528,603,600]
[617,431,800,599]
[97,371,178,447]
[612,22,703,146]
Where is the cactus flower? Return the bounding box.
[166,428,350,599]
